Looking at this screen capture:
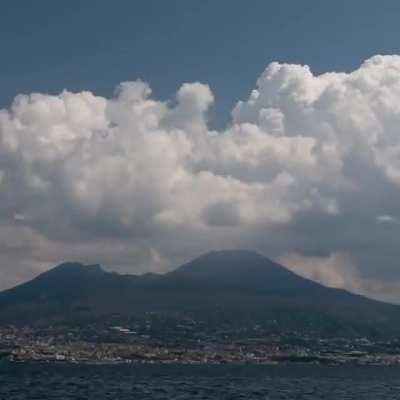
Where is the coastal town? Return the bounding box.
[2,322,400,366]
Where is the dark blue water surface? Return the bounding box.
[1,362,400,399]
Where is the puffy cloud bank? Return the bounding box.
[1,55,400,301]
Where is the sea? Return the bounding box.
[1,362,400,399]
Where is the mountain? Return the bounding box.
[0,250,399,337]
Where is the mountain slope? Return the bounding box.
[0,250,399,337]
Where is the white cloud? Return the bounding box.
[278,252,361,292]
[278,252,400,304]
[1,55,400,299]
[376,215,397,224]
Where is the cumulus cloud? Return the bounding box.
[278,252,359,291]
[279,252,400,304]
[1,55,400,300]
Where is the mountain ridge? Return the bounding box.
[0,250,399,338]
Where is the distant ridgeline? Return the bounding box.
[0,250,399,338]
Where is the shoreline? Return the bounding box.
[3,358,399,367]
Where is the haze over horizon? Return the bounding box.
[1,1,400,304]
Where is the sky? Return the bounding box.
[2,1,400,302]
